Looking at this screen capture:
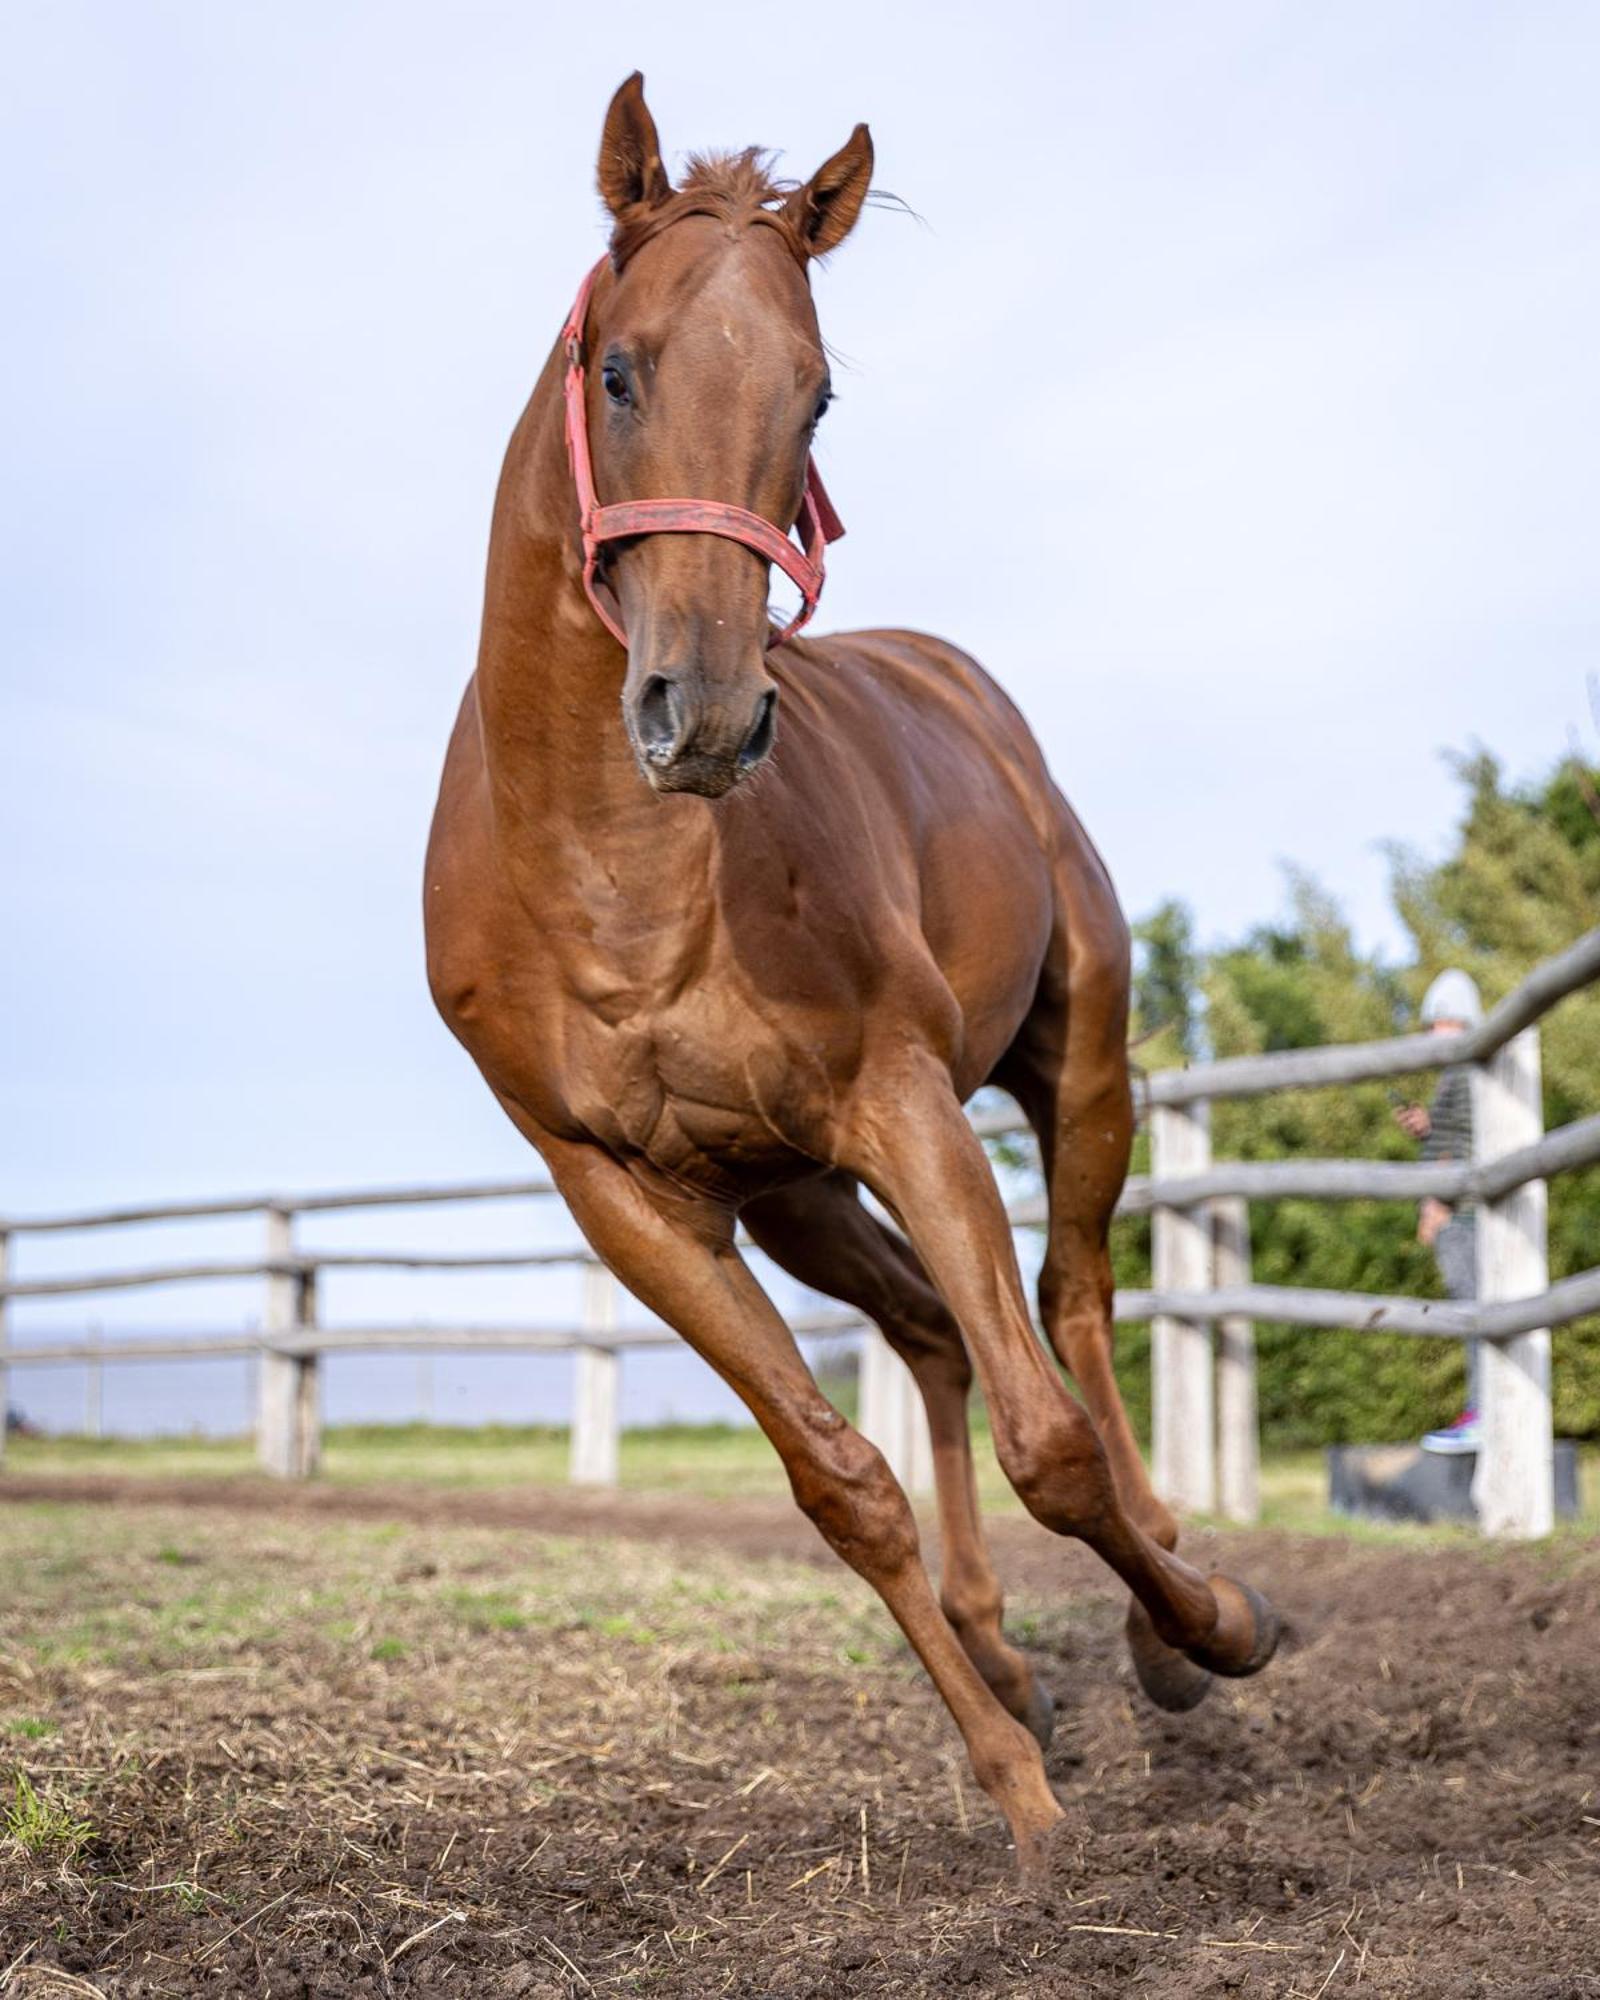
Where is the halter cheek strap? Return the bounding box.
[561,256,845,650]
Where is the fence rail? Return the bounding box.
[4,1179,559,1235]
[2,927,1596,1536]
[1140,925,1600,1104]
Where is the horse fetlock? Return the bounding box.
[950,1618,1046,1739]
[969,1717,1057,1820]
[989,1659,1053,1745]
[1021,1674,1058,1750]
[940,1580,1005,1643]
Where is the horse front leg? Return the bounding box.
[541,1138,1067,1873]
[842,1061,1279,1685]
[743,1174,1054,1747]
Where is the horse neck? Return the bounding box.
[475,348,679,846]
[476,352,644,812]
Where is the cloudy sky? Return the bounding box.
[3,2,1596,1424]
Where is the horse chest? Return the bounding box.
[563,987,815,1186]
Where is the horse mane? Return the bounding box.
[609,149,806,270]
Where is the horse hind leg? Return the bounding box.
[844,1035,1279,1724]
[999,927,1274,1711]
[1027,1081,1217,1709]
[741,1174,1055,1747]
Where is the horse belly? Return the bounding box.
[918,813,1056,1098]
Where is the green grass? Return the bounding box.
[4,1418,791,1496]
[4,1771,95,1859]
[5,1420,1596,1540]
[0,1501,900,1678]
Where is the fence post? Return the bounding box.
[85,1352,104,1439]
[294,1268,321,1477]
[1212,1196,1259,1523]
[858,1328,934,1497]
[1151,1100,1216,1513]
[0,1228,10,1469]
[257,1207,320,1478]
[1473,1026,1553,1538]
[571,1261,620,1486]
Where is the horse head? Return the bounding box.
[571,74,872,798]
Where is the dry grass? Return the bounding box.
[0,1499,940,1995]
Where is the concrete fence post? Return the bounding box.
[84,1351,103,1439]
[571,1261,621,1486]
[293,1268,321,1477]
[857,1327,934,1497]
[1212,1196,1260,1523]
[257,1206,320,1478]
[1473,1025,1554,1538]
[1151,1099,1216,1514]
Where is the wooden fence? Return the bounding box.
[2,927,1597,1538]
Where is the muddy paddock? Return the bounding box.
[1,1479,1596,1998]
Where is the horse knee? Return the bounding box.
[789,1422,918,1578]
[997,1396,1116,1537]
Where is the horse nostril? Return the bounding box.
[635,674,686,766]
[739,688,778,771]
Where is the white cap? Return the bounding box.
[1420,968,1483,1027]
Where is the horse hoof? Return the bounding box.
[1023,1676,1057,1750]
[1013,1807,1074,1887]
[1189,1576,1280,1679]
[1125,1599,1212,1713]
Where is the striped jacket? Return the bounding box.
[1421,1066,1475,1215]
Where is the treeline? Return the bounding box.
[1102,749,1600,1447]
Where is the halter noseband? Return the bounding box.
[561,256,845,650]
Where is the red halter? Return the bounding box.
[561,256,845,650]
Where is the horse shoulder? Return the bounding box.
[423,678,493,1026]
[786,631,1062,1051]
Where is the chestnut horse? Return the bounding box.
[425,74,1277,1874]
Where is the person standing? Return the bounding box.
[1394,969,1482,1452]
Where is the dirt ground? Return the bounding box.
[1,1477,1597,1999]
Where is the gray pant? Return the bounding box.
[1435,1215,1480,1408]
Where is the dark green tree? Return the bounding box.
[1103,750,1599,1447]
[1131,899,1201,1061]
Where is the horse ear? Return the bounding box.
[598,72,672,219]
[784,124,874,257]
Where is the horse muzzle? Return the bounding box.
[628,670,778,797]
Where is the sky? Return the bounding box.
[2,2,1597,1429]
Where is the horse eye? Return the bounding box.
[601,364,630,406]
[812,392,832,426]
